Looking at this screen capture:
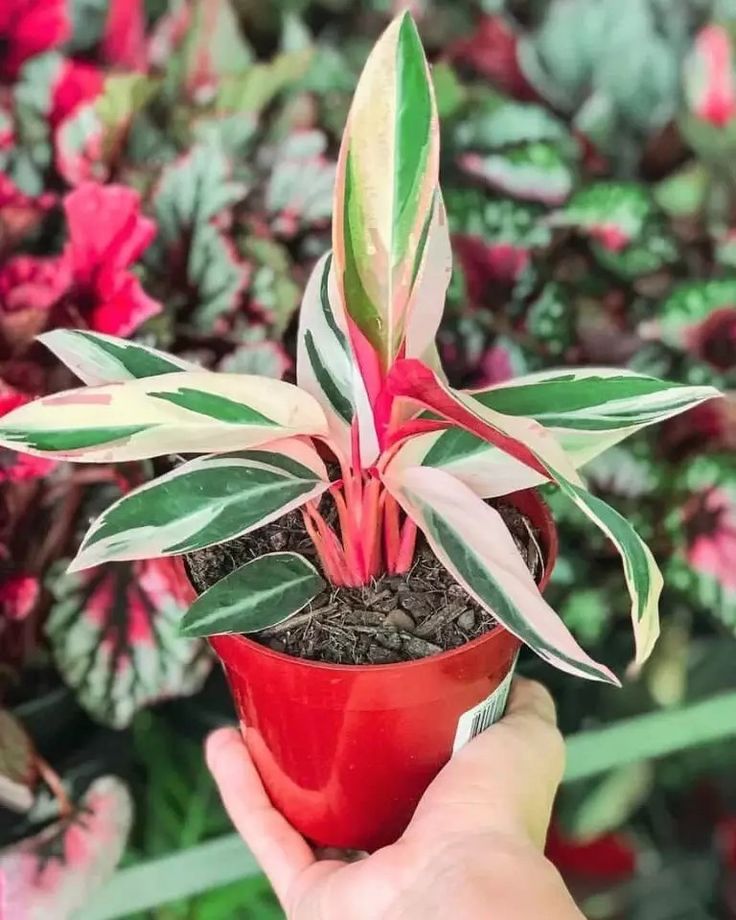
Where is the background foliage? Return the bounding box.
[2,0,736,916]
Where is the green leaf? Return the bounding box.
[180,552,325,638]
[460,143,574,205]
[71,443,329,569]
[39,330,201,385]
[656,280,736,349]
[548,182,652,245]
[266,130,335,234]
[455,95,573,151]
[216,49,313,115]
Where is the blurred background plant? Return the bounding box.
[2,0,736,917]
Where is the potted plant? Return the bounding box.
[0,13,720,852]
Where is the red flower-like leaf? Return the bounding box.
[0,776,132,919]
[0,573,40,621]
[46,557,211,728]
[50,59,105,129]
[102,0,147,71]
[0,0,71,80]
[55,183,162,336]
[685,486,736,592]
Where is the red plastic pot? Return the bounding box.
[176,488,557,851]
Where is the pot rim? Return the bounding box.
[202,487,557,677]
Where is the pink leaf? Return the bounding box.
[0,0,70,79]
[0,574,40,621]
[102,0,147,71]
[50,60,105,129]
[0,776,132,920]
[687,26,736,128]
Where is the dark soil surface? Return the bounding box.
[186,500,543,666]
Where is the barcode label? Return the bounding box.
[452,656,518,754]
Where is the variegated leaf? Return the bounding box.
[71,440,330,570]
[296,252,379,465]
[0,371,328,462]
[180,552,325,638]
[46,558,211,729]
[400,368,720,497]
[383,464,618,685]
[0,776,132,920]
[332,12,439,373]
[386,358,584,488]
[404,190,453,366]
[38,329,201,385]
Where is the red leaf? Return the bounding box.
[546,822,638,881]
[102,0,147,71]
[448,15,536,100]
[385,358,549,478]
[0,574,40,621]
[453,234,530,297]
[50,59,105,129]
[0,0,71,80]
[54,182,162,336]
[0,776,132,919]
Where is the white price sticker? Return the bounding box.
[452,656,518,754]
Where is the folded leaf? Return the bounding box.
[0,371,328,461]
[559,482,662,665]
[383,464,618,685]
[71,440,330,570]
[387,358,584,487]
[296,252,378,465]
[180,552,325,637]
[405,368,720,496]
[332,12,439,374]
[38,329,200,385]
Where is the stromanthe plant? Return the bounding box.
[0,14,721,685]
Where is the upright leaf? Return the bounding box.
[383,464,618,685]
[0,371,328,461]
[296,252,378,465]
[180,552,325,638]
[39,329,201,385]
[46,558,211,729]
[71,440,330,570]
[332,13,440,376]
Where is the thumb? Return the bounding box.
[408,677,565,849]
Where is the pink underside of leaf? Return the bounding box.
[386,357,549,478]
[686,488,736,590]
[43,392,113,406]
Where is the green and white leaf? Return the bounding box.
[460,143,574,205]
[180,552,325,638]
[383,464,618,685]
[38,330,201,385]
[0,371,327,462]
[296,252,379,465]
[71,440,329,570]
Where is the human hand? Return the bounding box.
[206,677,584,920]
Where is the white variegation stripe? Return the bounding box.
[383,464,619,685]
[70,439,329,571]
[38,330,201,385]
[0,372,328,462]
